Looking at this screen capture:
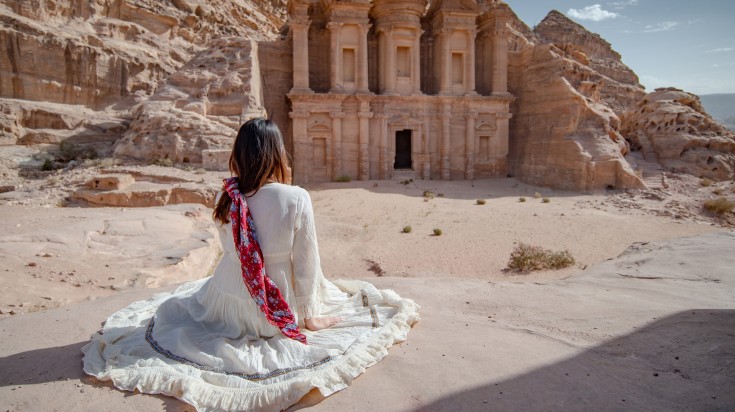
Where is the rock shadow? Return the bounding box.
[418,309,735,411]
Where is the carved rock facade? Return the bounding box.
[285,0,514,183]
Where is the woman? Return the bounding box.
[82,118,419,411]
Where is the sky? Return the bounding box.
[503,0,735,95]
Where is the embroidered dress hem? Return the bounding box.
[82,278,419,412]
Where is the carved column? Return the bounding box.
[328,22,342,93]
[466,30,477,94]
[440,102,451,180]
[423,114,431,179]
[330,112,344,180]
[465,111,477,180]
[358,103,373,180]
[412,30,421,94]
[385,30,397,95]
[358,23,370,93]
[291,18,311,92]
[378,114,389,179]
[492,22,508,94]
[439,30,451,93]
[290,111,310,184]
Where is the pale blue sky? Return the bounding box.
[503,0,735,95]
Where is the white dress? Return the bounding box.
[81,183,420,412]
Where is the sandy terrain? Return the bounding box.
[1,169,734,411]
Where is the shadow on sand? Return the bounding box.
[417,309,735,411]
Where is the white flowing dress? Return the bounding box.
[82,183,420,411]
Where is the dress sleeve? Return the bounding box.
[292,189,323,319]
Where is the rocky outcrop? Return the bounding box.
[0,0,283,148]
[113,38,265,163]
[621,88,735,180]
[508,44,644,190]
[506,10,645,190]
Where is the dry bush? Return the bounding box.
[519,197,527,202]
[476,199,486,205]
[534,192,542,199]
[402,225,412,234]
[542,198,551,203]
[423,190,435,199]
[704,197,735,215]
[433,228,442,236]
[700,177,713,187]
[335,175,351,182]
[507,243,575,272]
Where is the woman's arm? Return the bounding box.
[292,190,324,321]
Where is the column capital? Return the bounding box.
[290,17,311,28]
[326,22,343,31]
[465,111,478,120]
[289,111,310,119]
[329,111,346,119]
[358,112,374,119]
[496,112,513,120]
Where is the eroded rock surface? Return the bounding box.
[113,38,265,163]
[507,10,645,190]
[0,0,283,150]
[621,88,735,180]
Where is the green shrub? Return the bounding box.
[402,226,412,234]
[507,243,575,272]
[335,175,351,182]
[519,197,526,202]
[704,197,735,214]
[59,140,98,162]
[423,190,435,199]
[41,158,54,171]
[476,199,486,205]
[542,198,551,203]
[433,228,442,236]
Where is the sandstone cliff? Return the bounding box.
[0,0,284,150]
[507,9,646,190]
[621,88,735,180]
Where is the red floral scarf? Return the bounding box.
[223,177,306,344]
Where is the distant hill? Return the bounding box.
[700,94,735,131]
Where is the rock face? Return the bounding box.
[621,88,735,180]
[506,10,645,190]
[0,0,283,150]
[113,38,265,163]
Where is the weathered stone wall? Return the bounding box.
[114,38,266,163]
[508,44,644,191]
[259,39,294,154]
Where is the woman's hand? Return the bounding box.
[304,316,341,331]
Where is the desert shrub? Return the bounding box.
[507,243,575,272]
[41,158,54,171]
[700,177,713,187]
[402,226,412,234]
[542,198,551,203]
[704,197,735,214]
[534,192,542,199]
[335,175,351,182]
[476,199,486,205]
[519,197,526,202]
[433,228,442,236]
[713,188,724,195]
[153,158,174,167]
[59,140,97,162]
[437,193,445,197]
[423,190,435,199]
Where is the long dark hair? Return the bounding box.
[213,118,290,224]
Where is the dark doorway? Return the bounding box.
[394,129,412,169]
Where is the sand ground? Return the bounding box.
[1,176,734,411]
